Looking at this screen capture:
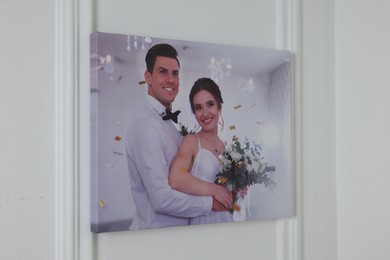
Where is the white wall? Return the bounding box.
[335,1,390,259]
[3,0,389,260]
[300,0,337,258]
[0,1,55,260]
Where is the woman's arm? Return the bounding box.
[169,135,233,208]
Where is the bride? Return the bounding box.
[169,77,235,225]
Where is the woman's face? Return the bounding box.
[193,89,220,132]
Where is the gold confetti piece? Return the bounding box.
[230,125,236,130]
[217,177,227,184]
[233,104,242,109]
[99,200,105,208]
[138,80,146,85]
[232,203,241,212]
[180,167,187,174]
[114,136,122,142]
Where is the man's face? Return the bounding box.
[145,56,180,108]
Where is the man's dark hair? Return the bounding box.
[145,43,180,73]
[189,77,224,114]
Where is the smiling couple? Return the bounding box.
[125,43,239,230]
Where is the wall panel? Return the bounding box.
[55,0,337,259]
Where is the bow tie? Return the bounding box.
[162,109,181,123]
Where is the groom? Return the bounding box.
[125,43,227,230]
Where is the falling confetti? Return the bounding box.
[114,136,122,142]
[116,75,123,85]
[180,167,187,174]
[216,177,228,184]
[113,151,124,156]
[230,125,236,131]
[90,88,100,94]
[139,80,146,85]
[116,122,120,127]
[107,165,114,168]
[99,200,105,208]
[232,203,241,212]
[248,104,256,110]
[233,104,242,109]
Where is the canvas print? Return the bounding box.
[91,32,292,233]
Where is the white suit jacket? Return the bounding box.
[126,96,212,230]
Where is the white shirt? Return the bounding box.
[125,96,212,230]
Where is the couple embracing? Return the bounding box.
[125,43,245,230]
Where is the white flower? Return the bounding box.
[246,163,254,172]
[230,151,242,161]
[252,161,260,172]
[259,162,266,173]
[250,154,257,164]
[244,150,252,158]
[218,154,230,167]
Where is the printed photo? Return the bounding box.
[91,32,292,232]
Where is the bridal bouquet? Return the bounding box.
[215,136,276,213]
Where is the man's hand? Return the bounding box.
[211,198,229,212]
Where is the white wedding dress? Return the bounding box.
[189,135,233,225]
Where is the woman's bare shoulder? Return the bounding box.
[181,134,198,147]
[175,134,198,159]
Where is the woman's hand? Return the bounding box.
[213,185,233,209]
[212,198,229,212]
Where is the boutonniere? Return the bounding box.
[178,123,196,136]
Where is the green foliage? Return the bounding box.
[179,123,195,136]
[215,136,276,191]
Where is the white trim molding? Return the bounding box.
[55,0,94,259]
[55,0,78,259]
[275,0,302,259]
